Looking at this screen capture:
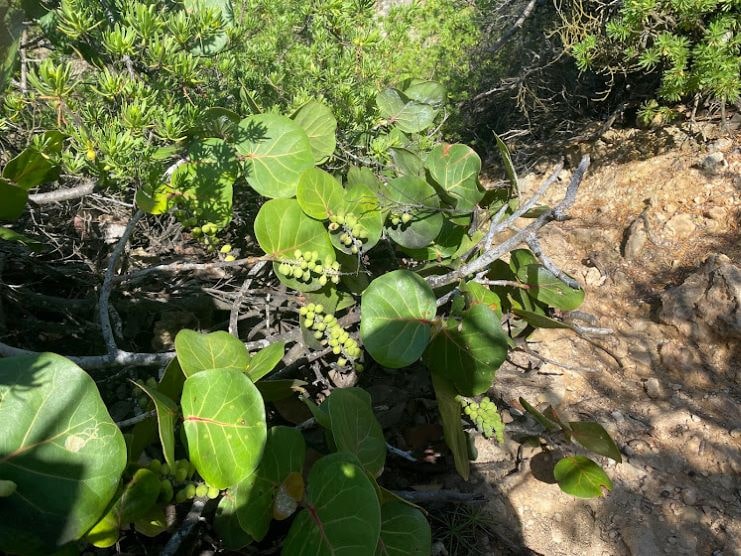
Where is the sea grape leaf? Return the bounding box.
[512,308,573,329]
[326,388,386,477]
[360,270,437,368]
[423,304,508,396]
[293,101,337,164]
[346,165,382,194]
[376,87,437,133]
[247,341,286,381]
[519,397,561,432]
[0,353,127,555]
[384,175,443,249]
[131,382,178,468]
[213,488,255,550]
[553,456,613,498]
[569,422,622,463]
[296,167,344,220]
[404,80,446,105]
[376,501,431,556]
[508,249,537,274]
[518,265,585,311]
[426,143,483,212]
[431,372,469,480]
[283,453,381,555]
[389,147,424,177]
[182,369,267,488]
[116,468,160,524]
[494,132,519,196]
[0,226,43,251]
[222,426,305,541]
[2,146,59,190]
[235,113,314,198]
[175,329,250,377]
[133,505,169,537]
[256,379,307,402]
[84,508,119,548]
[461,281,502,316]
[0,178,27,221]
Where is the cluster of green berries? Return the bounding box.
[388,210,413,229]
[190,221,225,252]
[278,250,341,286]
[328,212,368,254]
[148,458,220,504]
[461,396,505,444]
[300,303,364,370]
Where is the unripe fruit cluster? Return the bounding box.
[300,303,364,371]
[278,249,341,286]
[388,210,413,229]
[147,458,220,504]
[462,396,504,443]
[328,212,368,254]
[190,221,222,252]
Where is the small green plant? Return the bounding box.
[561,0,741,115]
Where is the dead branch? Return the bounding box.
[28,181,95,204]
[161,497,208,556]
[391,489,485,504]
[485,0,539,55]
[113,256,266,284]
[229,260,268,337]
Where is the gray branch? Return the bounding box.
[28,181,95,204]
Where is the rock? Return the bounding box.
[622,218,648,259]
[702,151,727,174]
[659,253,741,342]
[583,266,605,287]
[708,138,733,152]
[681,488,697,505]
[664,213,696,240]
[659,341,701,373]
[645,378,662,399]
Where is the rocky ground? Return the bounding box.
[456,124,740,556]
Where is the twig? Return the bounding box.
[516,343,593,374]
[425,156,588,290]
[161,497,208,556]
[28,181,95,204]
[100,210,143,355]
[20,28,27,94]
[117,410,156,428]
[391,490,485,504]
[229,260,267,336]
[387,442,417,462]
[113,256,265,284]
[485,0,538,54]
[524,235,580,289]
[475,279,529,289]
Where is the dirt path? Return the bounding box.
[464,126,740,555]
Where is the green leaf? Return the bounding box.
[400,219,470,261]
[283,453,381,556]
[0,353,127,555]
[296,168,344,220]
[326,388,386,477]
[553,456,613,498]
[431,373,469,480]
[0,479,16,497]
[508,249,538,274]
[0,225,43,251]
[423,304,508,396]
[569,422,622,463]
[426,143,483,212]
[389,148,424,177]
[117,468,160,524]
[175,329,250,377]
[185,0,233,55]
[131,382,178,468]
[235,113,314,198]
[254,198,335,292]
[519,265,585,311]
[84,508,119,548]
[2,146,59,190]
[519,398,561,432]
[376,501,431,556]
[512,308,571,329]
[213,489,255,550]
[360,270,437,368]
[247,341,286,381]
[494,132,519,196]
[219,426,305,542]
[461,281,502,316]
[384,175,443,249]
[133,505,169,537]
[404,80,446,105]
[182,369,267,488]
[376,88,437,133]
[0,178,27,221]
[346,166,382,194]
[256,379,307,402]
[293,101,337,164]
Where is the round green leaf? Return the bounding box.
[384,175,443,249]
[221,426,305,542]
[423,304,508,396]
[376,88,437,133]
[296,168,344,220]
[117,468,161,524]
[283,453,381,556]
[247,341,286,382]
[426,143,483,212]
[182,369,267,489]
[175,329,250,377]
[326,388,386,477]
[518,265,585,311]
[0,353,127,555]
[0,479,16,497]
[0,178,27,221]
[404,80,446,105]
[376,501,431,556]
[568,422,623,463]
[360,270,437,368]
[400,219,468,261]
[254,198,335,292]
[293,101,337,164]
[235,114,314,198]
[214,489,255,550]
[553,456,613,498]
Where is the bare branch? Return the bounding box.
[113,256,266,284]
[485,0,539,55]
[161,497,208,556]
[229,260,267,336]
[391,489,485,504]
[28,181,95,204]
[524,235,580,289]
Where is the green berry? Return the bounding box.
[299,306,309,316]
[314,304,324,314]
[337,357,347,367]
[303,251,312,261]
[314,265,324,274]
[332,346,342,355]
[185,483,196,499]
[314,330,324,340]
[160,463,170,476]
[294,249,303,259]
[195,483,209,498]
[207,486,220,499]
[159,479,174,504]
[401,212,413,224]
[174,467,188,483]
[220,244,232,253]
[292,267,304,279]
[302,270,311,281]
[304,318,314,329]
[175,488,188,504]
[319,275,328,286]
[148,459,162,473]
